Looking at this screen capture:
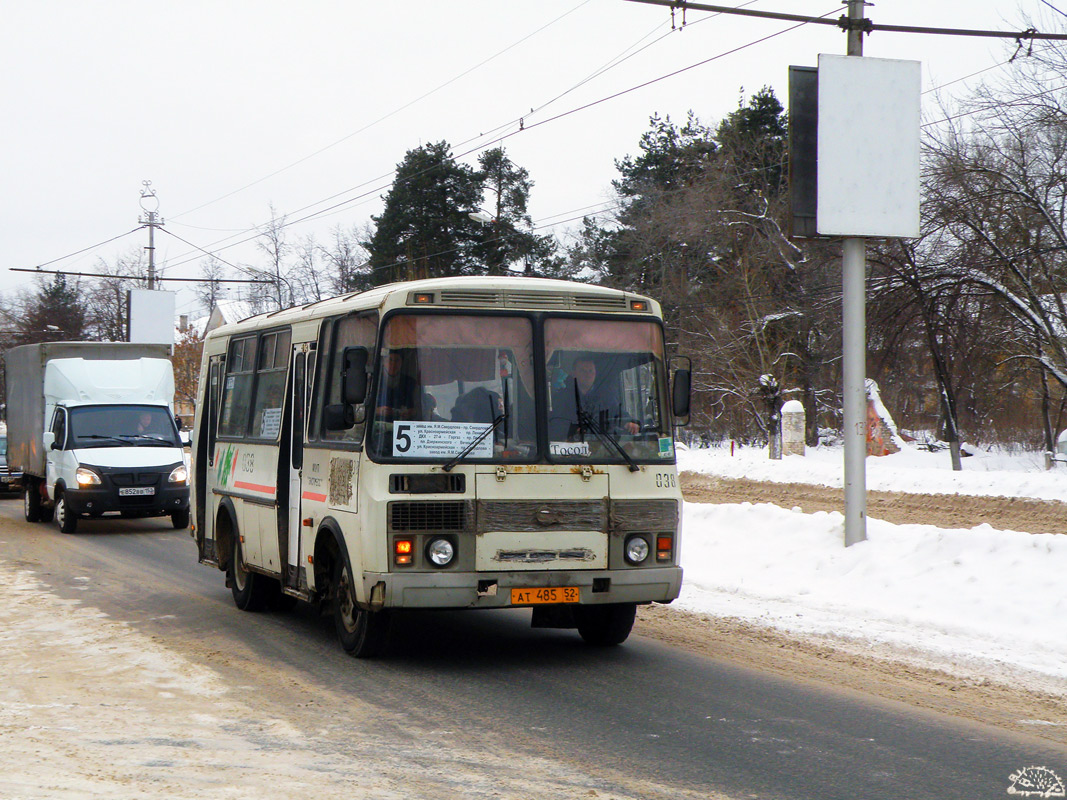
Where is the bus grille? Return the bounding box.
[388,500,472,532]
[389,473,466,494]
[609,499,679,532]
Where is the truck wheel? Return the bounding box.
[24,484,41,523]
[171,508,190,529]
[575,602,636,646]
[227,537,270,611]
[333,559,389,658]
[55,492,78,534]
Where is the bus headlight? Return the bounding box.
[624,535,650,565]
[76,467,102,488]
[426,538,455,567]
[168,465,189,484]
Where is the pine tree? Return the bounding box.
[366,141,482,286]
[472,147,558,276]
[15,274,88,344]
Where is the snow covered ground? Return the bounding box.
[675,444,1067,694]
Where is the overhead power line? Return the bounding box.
[624,0,1067,40]
[7,267,271,284]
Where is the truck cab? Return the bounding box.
[40,402,189,533]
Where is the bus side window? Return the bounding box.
[219,336,257,438]
[317,313,377,445]
[248,328,292,440]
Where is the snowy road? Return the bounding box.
[0,497,1064,800]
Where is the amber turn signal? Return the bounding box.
[395,538,414,566]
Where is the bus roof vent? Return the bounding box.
[503,290,570,309]
[437,289,502,307]
[574,294,629,311]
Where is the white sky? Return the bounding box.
[2,1,1056,321]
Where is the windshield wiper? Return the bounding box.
[442,382,509,473]
[77,435,128,446]
[128,434,174,445]
[575,384,639,472]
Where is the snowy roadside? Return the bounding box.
[0,565,398,800]
[673,445,1067,697]
[678,442,1067,501]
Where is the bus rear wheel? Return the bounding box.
[575,602,637,646]
[333,559,389,658]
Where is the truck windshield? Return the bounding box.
[367,314,537,462]
[69,405,180,448]
[544,317,672,464]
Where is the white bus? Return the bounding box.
[191,276,690,657]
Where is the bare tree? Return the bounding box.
[195,256,228,317]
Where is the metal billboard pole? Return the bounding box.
[842,0,867,546]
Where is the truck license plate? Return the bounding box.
[510,587,580,605]
[119,487,155,496]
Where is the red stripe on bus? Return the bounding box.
[234,481,277,495]
[302,491,327,502]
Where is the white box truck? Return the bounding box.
[6,342,190,533]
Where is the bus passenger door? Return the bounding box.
[197,356,223,565]
[285,346,307,591]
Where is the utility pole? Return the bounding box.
[842,0,867,546]
[139,181,164,290]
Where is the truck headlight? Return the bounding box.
[168,465,189,484]
[76,467,102,488]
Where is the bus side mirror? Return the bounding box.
[342,347,369,404]
[670,357,691,425]
[324,403,356,431]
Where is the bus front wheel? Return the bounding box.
[228,537,271,611]
[575,602,637,646]
[332,560,389,658]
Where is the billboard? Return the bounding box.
[128,289,176,349]
[816,55,921,239]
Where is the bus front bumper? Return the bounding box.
[361,566,682,610]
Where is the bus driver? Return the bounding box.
[551,356,639,440]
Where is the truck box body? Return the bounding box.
[7,342,171,476]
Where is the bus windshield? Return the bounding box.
[368,314,537,461]
[544,317,670,464]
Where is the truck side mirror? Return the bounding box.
[43,431,57,451]
[342,347,369,404]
